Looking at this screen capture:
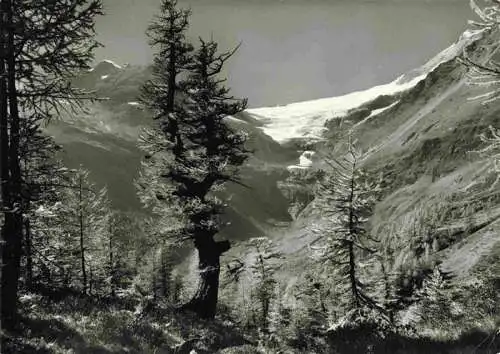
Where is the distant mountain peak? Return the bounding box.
[101,59,124,69]
[88,59,124,73]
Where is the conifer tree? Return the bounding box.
[290,270,331,346]
[104,211,141,297]
[22,155,66,290]
[139,1,249,318]
[247,237,282,332]
[136,0,194,302]
[315,142,383,314]
[169,38,249,319]
[461,1,500,101]
[30,168,110,294]
[66,168,110,294]
[0,0,102,327]
[141,0,193,154]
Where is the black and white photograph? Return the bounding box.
[0,0,499,353]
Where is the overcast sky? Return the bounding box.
[95,0,473,107]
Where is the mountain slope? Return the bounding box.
[252,28,500,286]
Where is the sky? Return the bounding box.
[95,0,473,107]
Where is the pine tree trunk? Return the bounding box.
[0,0,11,327]
[1,0,24,329]
[181,237,230,319]
[167,42,176,113]
[160,247,168,298]
[380,260,395,323]
[0,1,8,209]
[89,264,93,296]
[257,254,270,331]
[347,164,360,309]
[0,217,22,329]
[166,42,183,156]
[152,255,157,300]
[262,297,270,333]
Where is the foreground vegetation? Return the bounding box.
[1,269,498,354]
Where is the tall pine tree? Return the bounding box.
[173,38,248,319]
[139,0,249,319]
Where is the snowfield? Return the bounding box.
[246,29,484,144]
[246,76,425,143]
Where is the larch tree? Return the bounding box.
[462,1,500,184]
[461,0,500,87]
[315,142,383,315]
[21,148,65,291]
[103,211,142,298]
[58,168,110,295]
[0,0,102,328]
[246,237,282,333]
[138,0,249,319]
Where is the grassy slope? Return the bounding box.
[1,293,254,354]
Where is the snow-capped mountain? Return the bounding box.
[245,28,485,143]
[75,59,126,89]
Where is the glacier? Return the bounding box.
[245,29,485,144]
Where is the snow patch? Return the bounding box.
[287,151,315,171]
[102,59,123,70]
[367,100,400,119]
[88,59,124,73]
[101,75,109,80]
[246,29,484,143]
[127,101,143,108]
[353,100,400,128]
